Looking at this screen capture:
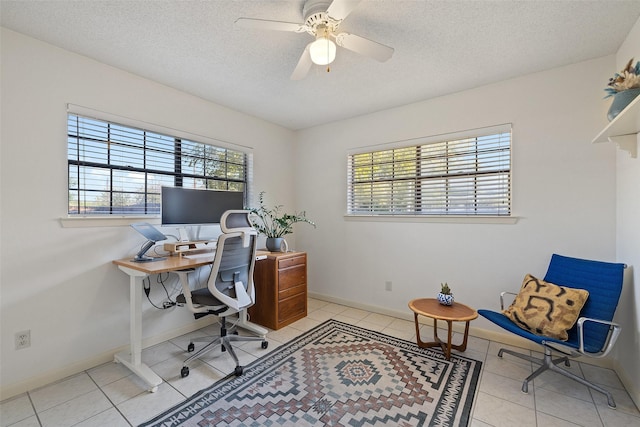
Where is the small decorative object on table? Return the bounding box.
[604,58,640,121]
[250,191,315,252]
[437,282,454,306]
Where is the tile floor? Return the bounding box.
[2,298,639,427]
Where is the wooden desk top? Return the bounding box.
[408,298,478,322]
[113,255,213,274]
[113,250,271,275]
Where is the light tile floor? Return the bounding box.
[2,298,639,427]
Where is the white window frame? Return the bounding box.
[346,124,513,223]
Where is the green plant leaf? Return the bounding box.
[249,191,316,238]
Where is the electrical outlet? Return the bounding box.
[15,330,31,350]
[385,281,393,291]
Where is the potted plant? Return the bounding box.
[250,192,316,252]
[437,282,454,306]
[604,58,640,121]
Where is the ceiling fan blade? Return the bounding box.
[291,44,313,80]
[335,33,394,62]
[326,0,362,21]
[235,18,306,33]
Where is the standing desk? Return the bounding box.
[112,252,269,392]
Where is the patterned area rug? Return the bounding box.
[140,319,482,427]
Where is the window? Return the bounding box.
[347,126,511,216]
[67,113,248,216]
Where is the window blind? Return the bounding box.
[347,127,511,216]
[67,114,248,216]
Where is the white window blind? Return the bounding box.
[347,126,511,216]
[67,113,248,216]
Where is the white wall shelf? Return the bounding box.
[592,95,640,158]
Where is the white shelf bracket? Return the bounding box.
[608,134,638,158]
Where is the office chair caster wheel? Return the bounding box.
[261,341,268,349]
[181,366,190,378]
[234,366,243,376]
[187,343,195,352]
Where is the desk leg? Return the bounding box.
[114,273,162,393]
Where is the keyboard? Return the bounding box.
[183,252,215,260]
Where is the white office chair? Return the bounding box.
[176,210,268,377]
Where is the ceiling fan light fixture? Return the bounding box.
[309,35,336,65]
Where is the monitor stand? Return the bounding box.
[131,239,166,262]
[178,227,190,242]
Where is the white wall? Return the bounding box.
[0,28,296,398]
[614,17,640,409]
[295,56,617,313]
[294,55,625,372]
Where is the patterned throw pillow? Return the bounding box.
[503,274,589,341]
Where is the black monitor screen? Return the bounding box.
[161,187,245,225]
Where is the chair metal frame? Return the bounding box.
[495,292,622,408]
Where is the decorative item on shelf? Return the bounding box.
[604,58,640,122]
[250,191,316,252]
[437,282,454,306]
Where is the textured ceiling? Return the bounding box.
[2,0,640,130]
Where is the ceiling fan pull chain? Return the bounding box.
[324,32,331,73]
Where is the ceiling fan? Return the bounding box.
[235,0,394,80]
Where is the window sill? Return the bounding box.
[60,216,160,228]
[344,215,519,224]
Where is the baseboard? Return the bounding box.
[614,359,640,411]
[308,291,615,370]
[0,317,214,401]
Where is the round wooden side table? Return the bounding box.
[408,298,478,360]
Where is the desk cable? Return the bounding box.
[143,275,173,309]
[143,263,212,310]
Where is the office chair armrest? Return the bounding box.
[175,270,210,314]
[500,291,518,310]
[576,317,621,357]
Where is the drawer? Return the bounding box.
[279,283,305,301]
[279,264,306,291]
[278,292,307,324]
[278,255,306,269]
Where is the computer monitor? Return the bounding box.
[161,187,245,240]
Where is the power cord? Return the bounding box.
[156,273,173,299]
[143,276,177,309]
[143,263,212,310]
